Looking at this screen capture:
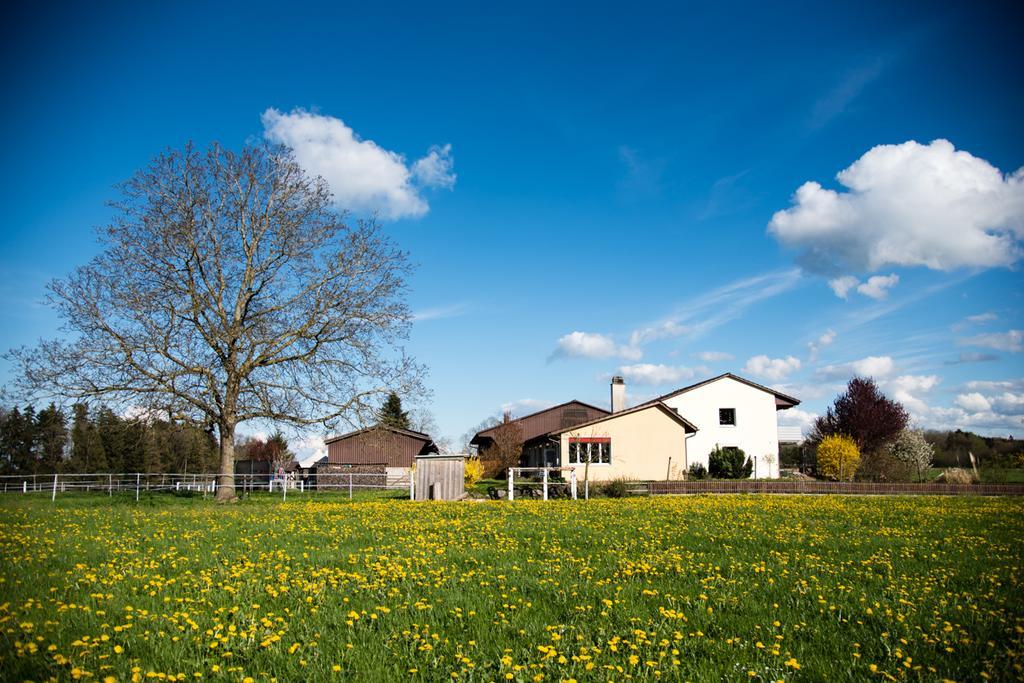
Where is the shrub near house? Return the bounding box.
[708,446,753,479]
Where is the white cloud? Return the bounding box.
[777,407,818,433]
[744,355,802,381]
[955,392,992,412]
[991,392,1024,415]
[882,374,940,414]
[551,331,641,361]
[695,350,734,362]
[411,144,457,188]
[807,329,836,361]
[617,363,706,386]
[856,274,899,300]
[261,108,454,219]
[945,351,999,365]
[769,139,1024,274]
[958,329,1023,353]
[818,355,895,380]
[828,275,860,299]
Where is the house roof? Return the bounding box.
[644,372,800,409]
[551,401,698,435]
[471,399,610,445]
[324,424,435,446]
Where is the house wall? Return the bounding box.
[558,407,690,482]
[661,376,781,478]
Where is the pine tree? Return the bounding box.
[34,404,68,473]
[378,392,411,430]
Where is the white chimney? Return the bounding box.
[611,376,625,413]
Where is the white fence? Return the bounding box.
[506,467,580,500]
[0,471,414,502]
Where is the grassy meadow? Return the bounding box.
[1,494,1022,682]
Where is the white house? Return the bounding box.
[646,373,800,478]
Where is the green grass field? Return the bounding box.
[1,494,1022,682]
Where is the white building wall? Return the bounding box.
[661,376,781,478]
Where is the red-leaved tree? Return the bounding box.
[809,376,908,457]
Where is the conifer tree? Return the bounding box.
[378,392,411,430]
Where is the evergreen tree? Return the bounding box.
[378,392,411,430]
[34,403,68,473]
[141,425,164,473]
[68,404,109,473]
[96,408,126,473]
[8,406,37,474]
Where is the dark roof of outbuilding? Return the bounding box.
[471,399,609,445]
[550,401,698,435]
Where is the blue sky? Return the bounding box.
[1,1,1022,455]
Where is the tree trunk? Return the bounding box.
[215,422,236,502]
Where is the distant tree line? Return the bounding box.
[922,429,1020,468]
[0,404,218,475]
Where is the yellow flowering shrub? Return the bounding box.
[464,456,484,487]
[816,434,861,481]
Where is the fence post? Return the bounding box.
[51,474,58,502]
[283,476,287,502]
[108,474,112,496]
[349,473,353,499]
[409,472,415,500]
[23,481,27,494]
[542,468,548,501]
[136,473,140,502]
[508,469,514,501]
[570,470,577,500]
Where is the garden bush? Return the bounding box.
[687,463,709,480]
[601,478,631,498]
[817,435,860,481]
[708,446,753,479]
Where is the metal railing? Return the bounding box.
[0,470,414,501]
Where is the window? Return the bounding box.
[719,408,736,426]
[568,438,611,464]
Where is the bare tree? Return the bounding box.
[6,142,423,500]
[481,411,523,477]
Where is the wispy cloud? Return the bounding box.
[412,303,469,322]
[958,329,1023,353]
[628,269,803,346]
[807,57,885,131]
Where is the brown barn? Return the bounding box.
[470,400,609,469]
[321,425,439,485]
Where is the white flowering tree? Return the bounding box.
[889,429,934,482]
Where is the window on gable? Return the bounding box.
[719,408,736,426]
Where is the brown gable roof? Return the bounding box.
[324,424,434,445]
[645,372,800,409]
[471,399,609,445]
[324,425,438,468]
[551,401,698,435]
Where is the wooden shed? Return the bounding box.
[414,454,465,501]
